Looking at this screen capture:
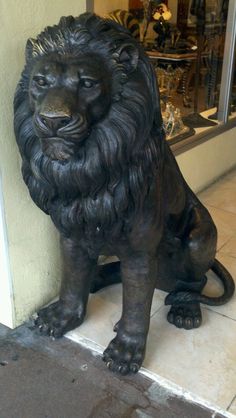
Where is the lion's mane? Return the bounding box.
[14,13,164,237]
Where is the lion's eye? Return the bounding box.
[34,77,47,87]
[81,79,95,88]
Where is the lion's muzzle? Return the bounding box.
[34,111,87,139]
[38,113,72,132]
[33,88,89,159]
[34,112,89,160]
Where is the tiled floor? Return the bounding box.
[67,169,236,417]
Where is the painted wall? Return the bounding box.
[0,173,13,327]
[176,128,236,193]
[94,0,129,16]
[0,0,87,327]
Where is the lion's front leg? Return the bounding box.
[35,235,97,338]
[103,254,156,375]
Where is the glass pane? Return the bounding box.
[94,0,234,142]
[129,0,230,142]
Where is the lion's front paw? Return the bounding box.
[167,303,202,329]
[34,300,84,338]
[102,331,146,375]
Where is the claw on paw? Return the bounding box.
[102,332,146,375]
[34,300,84,338]
[167,303,202,330]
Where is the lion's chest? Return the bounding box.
[49,196,126,253]
[49,194,162,262]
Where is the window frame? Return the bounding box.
[217,0,236,123]
[171,0,236,153]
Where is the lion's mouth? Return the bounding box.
[38,120,91,160]
[40,138,76,161]
[34,113,90,146]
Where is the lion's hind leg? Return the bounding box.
[165,204,217,330]
[165,275,207,329]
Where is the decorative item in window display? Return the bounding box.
[162,102,189,140]
[14,13,235,375]
[153,3,172,49]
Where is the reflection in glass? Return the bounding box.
[94,0,234,141]
[128,0,230,141]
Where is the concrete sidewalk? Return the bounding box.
[0,323,227,418]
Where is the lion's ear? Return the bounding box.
[116,43,139,73]
[25,38,37,61]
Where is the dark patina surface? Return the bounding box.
[14,13,234,375]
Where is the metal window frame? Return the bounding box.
[172,0,236,153]
[217,0,236,123]
[86,0,94,13]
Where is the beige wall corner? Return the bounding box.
[0,173,14,328]
[0,0,87,327]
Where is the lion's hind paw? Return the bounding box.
[167,303,202,330]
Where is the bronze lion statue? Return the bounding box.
[14,13,234,375]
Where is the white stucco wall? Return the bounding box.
[176,127,236,193]
[0,0,87,327]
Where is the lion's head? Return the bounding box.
[14,13,164,234]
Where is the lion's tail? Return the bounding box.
[93,259,235,307]
[165,259,235,307]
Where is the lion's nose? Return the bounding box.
[38,112,72,133]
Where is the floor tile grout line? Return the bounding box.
[151,301,236,322]
[218,252,236,260]
[204,306,236,322]
[227,394,236,412]
[151,302,165,318]
[199,184,236,197]
[217,236,236,253]
[197,168,236,194]
[140,368,235,418]
[204,202,236,218]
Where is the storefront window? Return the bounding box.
[127,0,236,143]
[94,0,236,145]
